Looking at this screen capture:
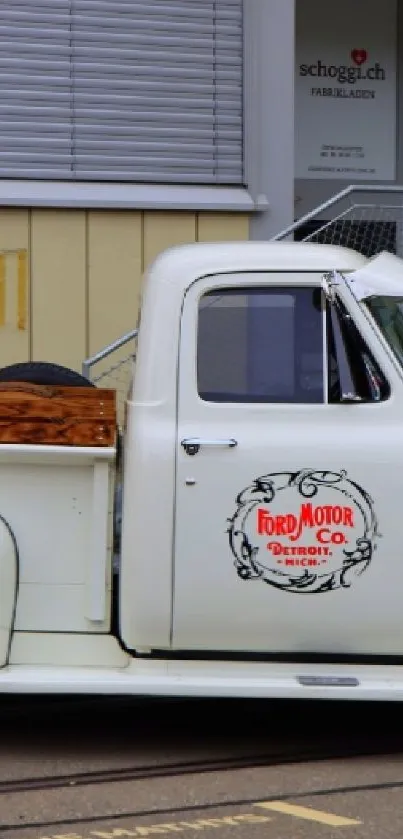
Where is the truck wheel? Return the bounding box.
[0,361,95,388]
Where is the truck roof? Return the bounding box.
[146,241,367,285]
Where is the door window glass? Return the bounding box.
[197,287,324,403]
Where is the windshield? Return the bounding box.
[365,296,403,367]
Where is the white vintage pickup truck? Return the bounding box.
[0,239,402,701]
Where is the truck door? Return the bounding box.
[173,272,402,656]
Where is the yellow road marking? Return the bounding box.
[40,814,272,839]
[38,802,361,839]
[255,800,361,826]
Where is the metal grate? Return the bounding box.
[274,185,403,258]
[293,212,397,258]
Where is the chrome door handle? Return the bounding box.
[181,438,238,456]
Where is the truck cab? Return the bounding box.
[1,240,403,700]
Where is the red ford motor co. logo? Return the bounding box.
[228,470,378,595]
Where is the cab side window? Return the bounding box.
[197,286,390,405]
[197,287,324,403]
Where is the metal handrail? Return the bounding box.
[82,329,138,380]
[272,184,403,241]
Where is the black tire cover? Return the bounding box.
[0,361,95,388]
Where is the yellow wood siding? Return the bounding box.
[197,213,249,242]
[0,210,30,366]
[143,212,197,269]
[0,209,249,376]
[31,211,87,369]
[88,211,143,354]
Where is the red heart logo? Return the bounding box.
[351,48,368,65]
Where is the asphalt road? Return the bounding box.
[0,697,402,839]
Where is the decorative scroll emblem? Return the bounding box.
[228,470,378,594]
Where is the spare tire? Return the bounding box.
[0,361,95,388]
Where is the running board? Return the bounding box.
[1,659,403,700]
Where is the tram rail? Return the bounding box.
[1,735,402,796]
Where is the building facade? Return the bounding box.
[0,0,400,371]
